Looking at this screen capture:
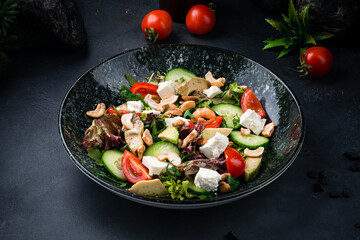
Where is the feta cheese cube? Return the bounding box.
[142,110,161,115]
[157,81,176,99]
[194,168,221,192]
[127,101,144,113]
[164,117,190,127]
[239,109,266,135]
[203,86,223,98]
[142,156,169,176]
[199,132,229,159]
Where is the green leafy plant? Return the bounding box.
[263,0,333,59]
[0,0,19,70]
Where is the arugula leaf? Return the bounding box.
[183,109,194,119]
[197,100,213,109]
[229,83,245,104]
[86,147,103,166]
[124,74,138,87]
[149,118,166,142]
[227,176,240,192]
[120,90,148,107]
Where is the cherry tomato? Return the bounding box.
[186,4,216,35]
[108,107,141,117]
[224,147,246,178]
[141,10,173,42]
[241,88,266,118]
[130,82,159,98]
[121,150,151,184]
[203,116,223,128]
[302,46,333,77]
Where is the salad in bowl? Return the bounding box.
[81,68,275,200]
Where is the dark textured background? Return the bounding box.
[1,0,359,239]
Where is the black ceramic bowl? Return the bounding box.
[59,44,305,209]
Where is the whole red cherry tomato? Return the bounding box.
[224,147,246,178]
[241,88,266,118]
[301,46,333,77]
[186,4,216,35]
[141,10,173,43]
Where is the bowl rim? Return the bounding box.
[58,43,306,208]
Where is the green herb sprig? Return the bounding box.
[0,0,19,70]
[263,0,333,59]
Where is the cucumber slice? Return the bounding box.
[187,182,212,196]
[164,68,197,83]
[143,141,180,157]
[230,131,269,149]
[244,156,262,182]
[212,103,243,129]
[101,150,127,181]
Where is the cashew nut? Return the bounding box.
[181,129,198,148]
[165,109,183,116]
[172,119,186,127]
[221,173,231,181]
[86,103,106,118]
[121,113,134,129]
[218,181,231,193]
[192,108,216,121]
[240,127,251,136]
[239,85,248,91]
[182,96,199,101]
[137,145,146,160]
[244,147,264,157]
[262,122,275,137]
[205,72,226,87]
[180,101,196,112]
[157,151,182,166]
[142,129,153,147]
[156,95,179,113]
[196,138,207,146]
[169,103,179,110]
[144,94,160,110]
[211,80,224,88]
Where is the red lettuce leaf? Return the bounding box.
[80,113,126,151]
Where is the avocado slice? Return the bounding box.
[244,156,262,182]
[202,128,232,139]
[158,126,179,145]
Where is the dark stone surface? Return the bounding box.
[1,0,360,239]
[296,0,360,36]
[11,0,87,48]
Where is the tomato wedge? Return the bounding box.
[121,150,151,184]
[241,88,266,118]
[203,116,223,128]
[108,107,141,117]
[224,147,246,178]
[130,82,159,98]
[187,121,194,128]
